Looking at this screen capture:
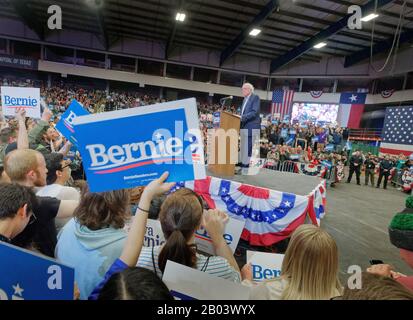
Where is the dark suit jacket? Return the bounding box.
[240,94,261,134]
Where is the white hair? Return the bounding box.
[243,82,254,92]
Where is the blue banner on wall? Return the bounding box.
[0,242,74,300]
[55,100,90,146]
[0,54,38,70]
[73,98,206,192]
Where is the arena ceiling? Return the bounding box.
[1,0,413,72]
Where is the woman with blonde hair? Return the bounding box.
[242,224,342,300]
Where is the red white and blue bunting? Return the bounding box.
[169,176,326,246]
[295,163,327,178]
[310,91,323,99]
[381,89,395,99]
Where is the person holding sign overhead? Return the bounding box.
[28,107,72,157]
[136,188,241,282]
[238,83,261,174]
[0,108,28,166]
[89,172,175,300]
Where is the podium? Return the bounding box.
[208,111,241,176]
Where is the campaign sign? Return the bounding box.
[73,98,206,192]
[247,251,284,282]
[55,99,90,145]
[320,160,333,168]
[0,242,74,300]
[163,260,250,300]
[213,112,221,128]
[138,217,244,255]
[195,217,245,255]
[143,219,166,247]
[1,86,41,118]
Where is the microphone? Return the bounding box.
[220,95,233,101]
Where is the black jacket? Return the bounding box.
[349,155,363,169]
[380,160,393,172]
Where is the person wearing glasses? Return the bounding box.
[3,149,79,257]
[37,153,80,231]
[37,153,80,201]
[136,187,241,283]
[0,183,38,244]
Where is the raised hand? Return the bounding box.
[41,107,53,122]
[15,107,26,122]
[203,209,229,239]
[142,172,175,199]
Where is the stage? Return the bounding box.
[207,168,323,197]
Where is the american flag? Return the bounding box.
[380,106,413,156]
[271,90,295,120]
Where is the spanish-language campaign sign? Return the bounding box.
[73,98,206,192]
[1,86,41,118]
[143,219,166,247]
[163,260,250,300]
[135,217,244,255]
[195,217,245,255]
[55,99,90,146]
[247,251,284,282]
[0,242,74,300]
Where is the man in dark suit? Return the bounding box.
[346,150,363,185]
[239,83,261,173]
[377,155,394,189]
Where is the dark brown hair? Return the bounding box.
[74,185,130,230]
[158,188,203,273]
[342,272,413,300]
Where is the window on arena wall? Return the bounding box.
[245,75,268,91]
[406,73,413,90]
[193,67,218,84]
[220,71,243,87]
[0,39,6,53]
[270,78,300,91]
[76,50,105,69]
[302,78,335,93]
[109,55,135,72]
[336,79,373,93]
[13,41,41,59]
[44,45,74,64]
[138,59,164,76]
[375,77,405,93]
[166,63,191,80]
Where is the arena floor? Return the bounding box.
[323,174,411,281]
[209,168,412,282]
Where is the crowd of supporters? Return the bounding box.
[0,76,413,300]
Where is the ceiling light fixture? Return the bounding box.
[176,12,186,22]
[313,42,327,49]
[361,13,379,22]
[249,28,262,37]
